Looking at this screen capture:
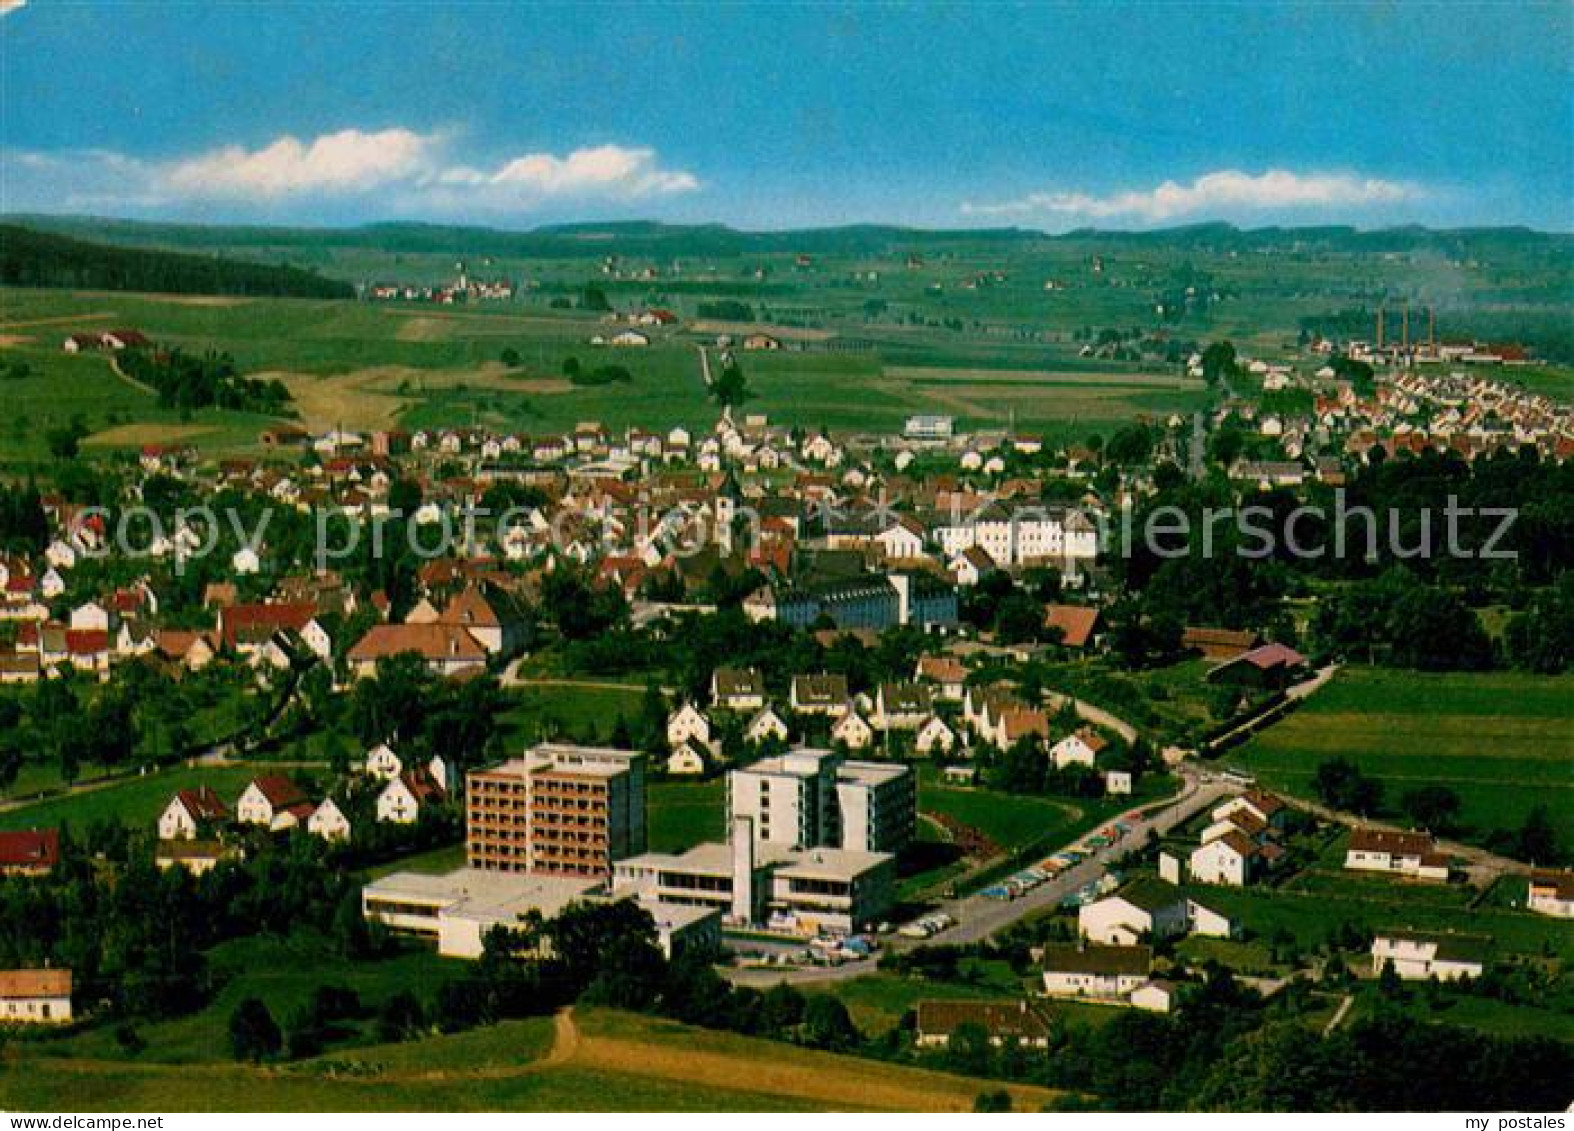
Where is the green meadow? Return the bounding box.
[1233,666,1574,848]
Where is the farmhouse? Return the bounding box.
[1344,829,1450,882]
[1040,943,1152,1001]
[914,1000,1056,1049]
[0,969,72,1025]
[1181,626,1262,662]
[1527,870,1574,919]
[1371,931,1489,982]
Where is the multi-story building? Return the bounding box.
[728,749,842,852]
[726,748,915,855]
[466,744,647,879]
[836,760,916,854]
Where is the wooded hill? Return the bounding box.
[0,224,354,299]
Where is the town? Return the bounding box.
[0,0,1571,1113]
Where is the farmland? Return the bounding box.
[0,1005,1062,1112]
[1232,666,1574,849]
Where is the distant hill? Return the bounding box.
[0,224,355,299]
[8,213,1569,267]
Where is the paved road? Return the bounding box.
[727,769,1234,986]
[924,772,1232,945]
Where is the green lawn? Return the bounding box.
[917,765,1087,849]
[646,778,726,853]
[1176,880,1573,961]
[0,764,268,833]
[46,932,469,1066]
[499,683,648,746]
[1234,666,1574,850]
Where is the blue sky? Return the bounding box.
[2,1,1569,231]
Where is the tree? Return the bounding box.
[711,360,750,408]
[580,285,611,312]
[945,1020,994,1076]
[500,347,522,368]
[1200,341,1238,387]
[1400,785,1462,835]
[376,991,426,1043]
[1517,805,1560,864]
[802,994,860,1051]
[1312,756,1383,815]
[228,997,282,1062]
[973,1090,1013,1113]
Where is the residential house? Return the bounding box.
[1527,870,1574,919]
[914,715,957,757]
[1041,943,1152,1001]
[872,682,932,731]
[377,771,446,824]
[1043,604,1101,649]
[1130,980,1177,1014]
[711,668,766,712]
[1078,879,1189,945]
[346,623,489,679]
[665,741,712,777]
[1344,829,1450,882]
[1371,931,1489,982]
[365,742,404,781]
[830,710,875,751]
[789,674,850,716]
[914,1000,1055,1049]
[745,706,790,746]
[666,704,713,750]
[157,787,229,840]
[914,655,967,701]
[0,969,72,1024]
[307,797,354,843]
[1049,728,1107,769]
[1188,831,1276,887]
[236,776,311,831]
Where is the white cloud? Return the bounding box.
[963,168,1421,223]
[3,128,700,214]
[0,1,27,16]
[443,144,699,198]
[163,128,437,197]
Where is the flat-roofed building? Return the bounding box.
[361,866,718,960]
[612,818,897,936]
[467,744,647,879]
[727,747,915,856]
[836,760,916,854]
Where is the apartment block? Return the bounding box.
[467,744,647,879]
[726,747,915,855]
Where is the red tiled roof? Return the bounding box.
[0,829,59,870]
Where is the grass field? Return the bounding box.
[1233,666,1574,848]
[0,284,1214,464]
[498,682,649,747]
[647,778,726,852]
[1177,876,1573,961]
[0,764,268,833]
[0,1005,1062,1112]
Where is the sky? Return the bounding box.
[2,1,1570,232]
